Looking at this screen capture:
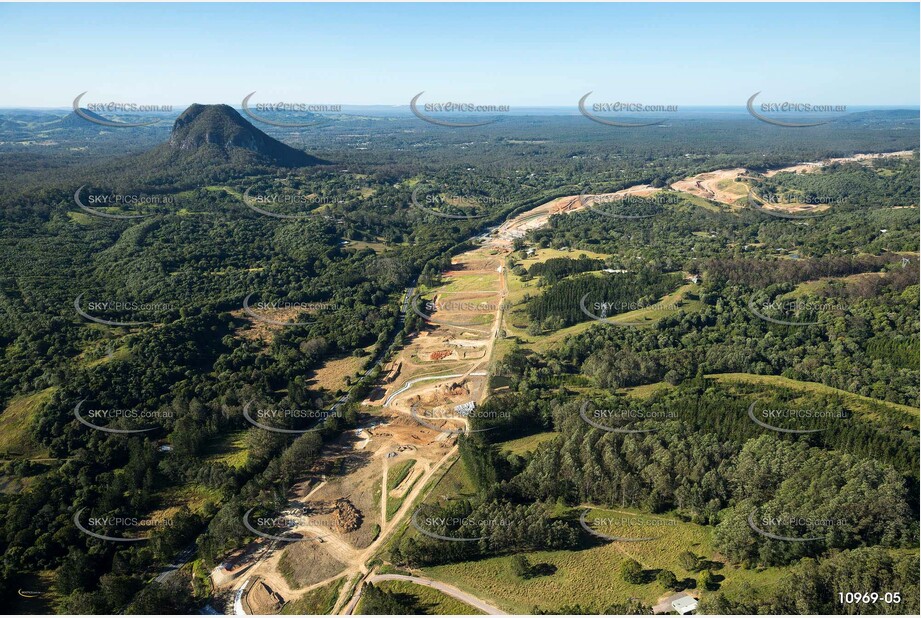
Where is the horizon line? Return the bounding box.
[3,104,920,111]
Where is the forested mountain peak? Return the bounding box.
[57,108,112,128]
[164,103,326,167]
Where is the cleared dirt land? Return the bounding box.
[763,150,915,177]
[670,168,749,207]
[215,190,701,614]
[670,151,915,212]
[215,411,460,610]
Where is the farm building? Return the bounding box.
[671,594,698,615]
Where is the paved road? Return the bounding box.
[233,578,251,615]
[360,574,508,615]
[155,544,196,583]
[329,282,419,414]
[400,286,416,318]
[383,371,487,408]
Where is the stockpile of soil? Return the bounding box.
[334,498,362,533]
[446,382,469,396]
[247,580,283,614]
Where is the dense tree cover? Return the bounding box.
[525,255,607,285]
[531,156,919,265]
[700,547,919,615]
[0,144,461,611]
[526,269,683,329]
[752,160,919,210]
[358,583,415,614]
[713,437,915,565]
[460,369,917,598]
[622,558,645,584]
[0,109,614,609]
[492,375,916,506]
[529,258,919,405]
[466,149,918,609]
[392,495,578,568]
[704,252,907,288]
[59,574,195,615]
[0,110,917,613]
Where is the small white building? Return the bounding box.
[671,595,698,615]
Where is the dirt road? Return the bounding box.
[354,574,508,615]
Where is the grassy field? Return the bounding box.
[528,320,597,353]
[83,344,131,368]
[176,207,208,216]
[502,259,595,352]
[504,267,536,307]
[387,360,470,389]
[497,432,560,456]
[386,459,420,520]
[622,382,674,400]
[6,569,59,614]
[147,483,223,520]
[0,387,57,458]
[203,430,249,469]
[66,210,96,225]
[309,349,374,395]
[706,373,918,419]
[370,579,483,615]
[423,506,787,614]
[426,455,477,504]
[203,185,242,199]
[279,541,349,590]
[789,271,886,296]
[599,283,703,327]
[345,239,386,253]
[489,336,521,366]
[383,455,475,553]
[503,259,702,353]
[388,459,417,491]
[516,282,702,354]
[505,246,611,308]
[386,485,418,520]
[516,247,610,270]
[281,577,346,615]
[715,177,750,197]
[435,273,500,294]
[382,455,478,563]
[681,193,725,212]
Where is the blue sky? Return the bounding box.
[1,2,918,107]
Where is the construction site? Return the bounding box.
[211,190,652,615]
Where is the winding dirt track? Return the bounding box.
[360,574,508,615]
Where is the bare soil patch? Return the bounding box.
[764,150,915,177]
[277,540,349,590]
[671,168,748,206]
[245,579,285,614]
